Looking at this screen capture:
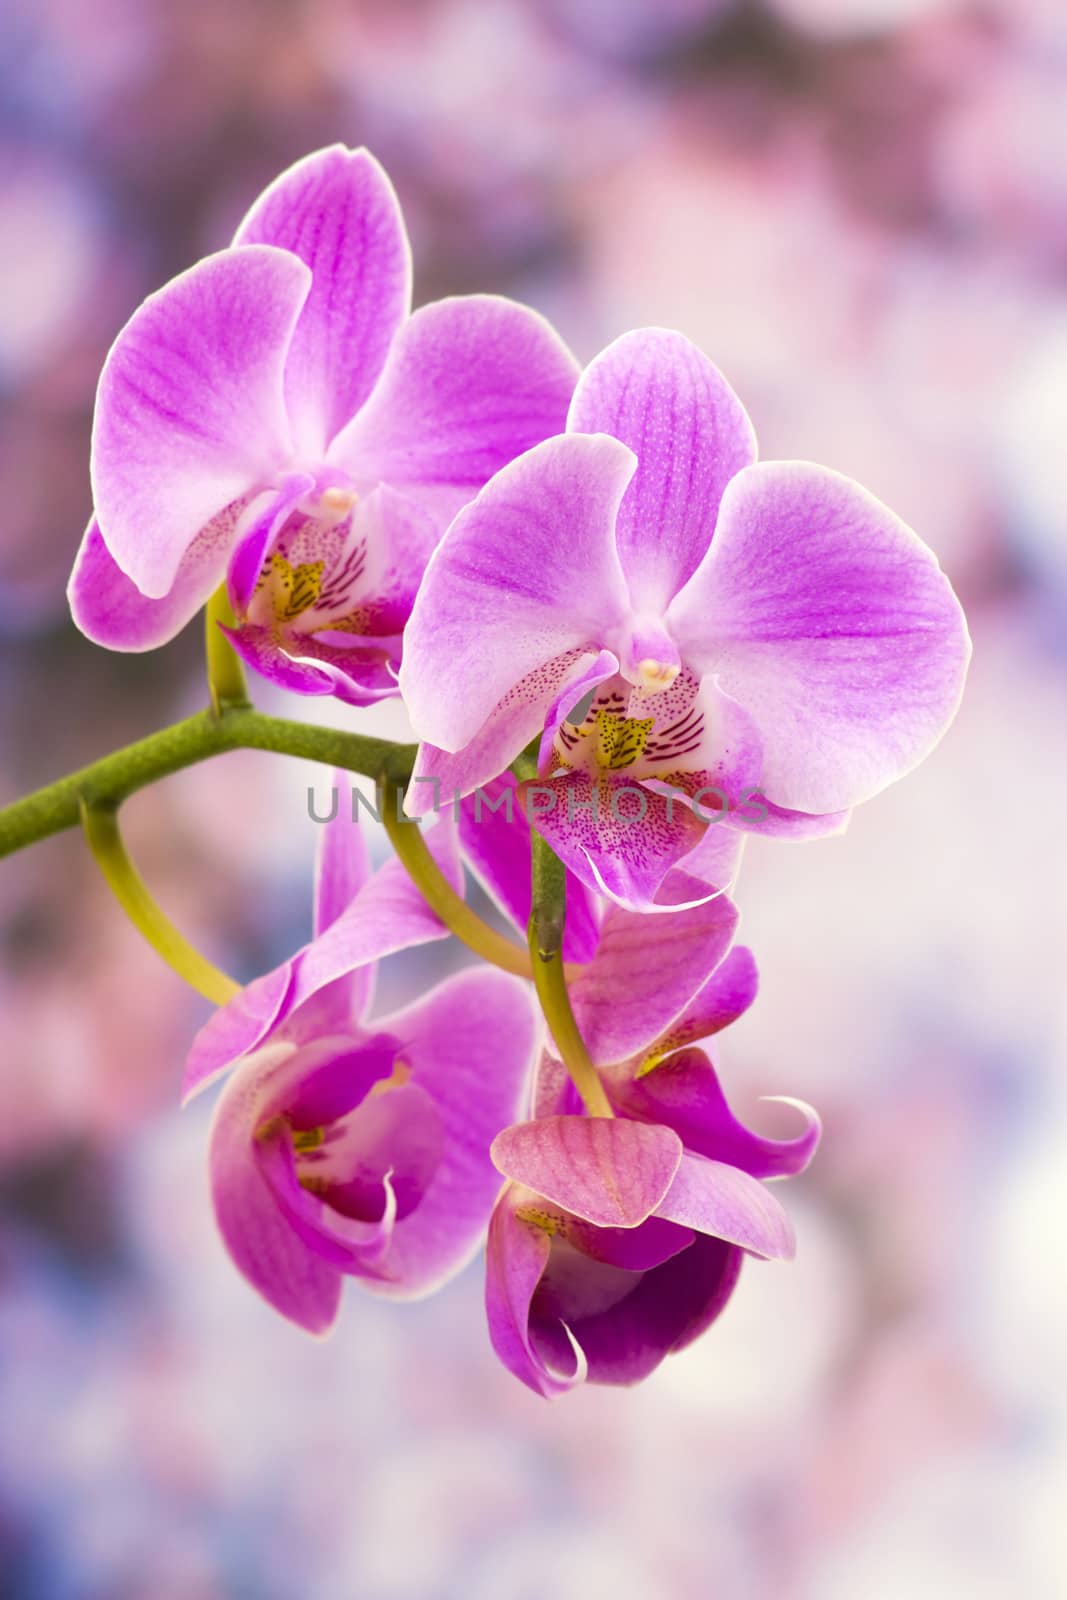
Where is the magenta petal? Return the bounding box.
[222,623,399,706]
[491,1116,682,1228]
[273,1035,396,1128]
[69,515,232,651]
[235,145,411,456]
[524,772,707,913]
[209,1063,342,1334]
[226,476,314,613]
[406,648,620,816]
[617,1046,821,1181]
[182,820,461,1102]
[561,1213,694,1271]
[256,1125,398,1276]
[649,944,760,1056]
[331,293,579,531]
[656,1151,796,1260]
[284,818,463,1022]
[726,794,852,840]
[300,1082,444,1224]
[559,1233,742,1386]
[366,967,539,1298]
[312,771,371,938]
[400,432,635,753]
[183,966,295,1104]
[91,245,309,598]
[568,328,756,610]
[485,1190,567,1398]
[667,461,972,814]
[569,891,739,1065]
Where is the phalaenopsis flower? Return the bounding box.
[486,940,818,1396]
[69,145,577,702]
[183,781,537,1331]
[402,327,971,906]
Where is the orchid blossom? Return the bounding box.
[401,327,971,906]
[183,781,537,1332]
[68,145,578,703]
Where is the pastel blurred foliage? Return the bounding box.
[1,1,1064,1595]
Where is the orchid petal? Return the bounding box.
[485,1189,567,1398]
[312,771,371,937]
[235,145,412,456]
[541,1232,741,1388]
[523,771,707,913]
[220,624,399,707]
[655,1151,797,1259]
[616,1046,820,1181]
[209,1062,341,1335]
[226,477,313,614]
[366,968,539,1298]
[645,944,759,1058]
[568,891,739,1065]
[667,461,972,815]
[491,1116,683,1228]
[182,820,461,1102]
[331,293,579,530]
[406,648,619,817]
[91,246,309,598]
[568,328,756,611]
[69,514,234,651]
[400,432,635,752]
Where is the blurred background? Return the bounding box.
[1,1,1065,1595]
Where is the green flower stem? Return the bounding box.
[380,776,534,980]
[528,829,613,1119]
[0,708,416,860]
[204,585,250,714]
[80,800,240,1007]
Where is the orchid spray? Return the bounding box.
[0,147,970,1395]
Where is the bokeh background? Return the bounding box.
[2,1,1065,1595]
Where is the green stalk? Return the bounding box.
[528,830,613,1118]
[80,800,240,1006]
[0,708,416,860]
[380,776,533,979]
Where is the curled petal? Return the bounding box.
[209,1062,341,1335]
[91,246,309,597]
[568,328,756,610]
[485,1190,568,1399]
[614,1048,820,1182]
[235,145,412,455]
[656,1150,797,1259]
[667,461,972,814]
[400,432,635,752]
[545,1231,742,1388]
[491,1116,682,1228]
[367,967,539,1298]
[222,623,399,706]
